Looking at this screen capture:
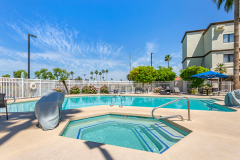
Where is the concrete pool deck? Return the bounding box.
[0,94,240,160]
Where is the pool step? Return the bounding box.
[134,126,166,153]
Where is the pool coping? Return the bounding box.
[1,97,240,159]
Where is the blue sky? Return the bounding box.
[0,0,234,80]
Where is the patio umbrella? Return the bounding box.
[190,71,230,90]
[190,71,230,79]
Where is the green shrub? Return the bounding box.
[70,86,80,94]
[82,85,98,94]
[188,88,197,94]
[100,84,109,93]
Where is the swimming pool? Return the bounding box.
[61,114,190,153]
[1,96,234,112]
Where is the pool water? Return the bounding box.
[1,96,234,112]
[61,115,190,153]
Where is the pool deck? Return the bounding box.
[1,94,240,160]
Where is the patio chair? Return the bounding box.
[135,87,143,94]
[0,93,8,120]
[160,90,166,95]
[120,87,126,94]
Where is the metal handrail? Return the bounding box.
[5,96,16,104]
[119,96,126,107]
[208,89,228,98]
[110,95,117,107]
[152,96,191,121]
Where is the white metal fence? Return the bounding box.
[0,77,172,99]
[0,77,234,99]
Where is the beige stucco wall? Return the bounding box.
[182,37,187,60]
[212,23,235,50]
[186,32,204,57]
[185,58,203,69]
[182,60,188,70]
[204,27,213,53]
[203,53,212,69]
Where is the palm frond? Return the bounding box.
[212,0,234,13]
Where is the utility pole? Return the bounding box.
[130,53,131,72]
[151,53,154,67]
[28,33,37,79]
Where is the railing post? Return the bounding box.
[21,78,24,98]
[40,79,42,97]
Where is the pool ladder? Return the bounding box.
[152,97,191,121]
[110,95,126,107]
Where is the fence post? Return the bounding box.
[40,79,42,97]
[22,78,24,98]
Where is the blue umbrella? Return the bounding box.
[190,71,230,79]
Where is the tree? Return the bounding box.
[165,54,172,68]
[53,68,62,80]
[106,70,108,81]
[95,70,98,81]
[39,68,48,79]
[90,71,94,81]
[102,76,104,81]
[94,78,95,80]
[13,70,28,78]
[129,66,158,85]
[59,69,70,94]
[99,72,102,81]
[47,71,55,80]
[34,71,41,79]
[180,66,209,88]
[75,76,83,80]
[2,74,10,77]
[102,70,105,81]
[213,0,239,89]
[70,71,74,80]
[215,63,227,90]
[155,66,177,81]
[120,79,122,81]
[127,74,131,81]
[111,78,113,80]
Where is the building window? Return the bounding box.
[223,54,234,62]
[223,34,234,43]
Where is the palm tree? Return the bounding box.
[99,72,102,81]
[70,71,74,80]
[111,78,113,80]
[102,76,104,81]
[215,63,227,91]
[165,54,172,68]
[90,71,94,81]
[95,70,98,81]
[106,69,108,81]
[102,70,105,81]
[94,78,95,80]
[213,0,239,90]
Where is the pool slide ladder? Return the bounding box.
[110,95,126,107]
[152,97,191,121]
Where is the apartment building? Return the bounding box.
[182,19,240,76]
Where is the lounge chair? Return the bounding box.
[120,87,126,94]
[174,87,186,95]
[0,93,8,120]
